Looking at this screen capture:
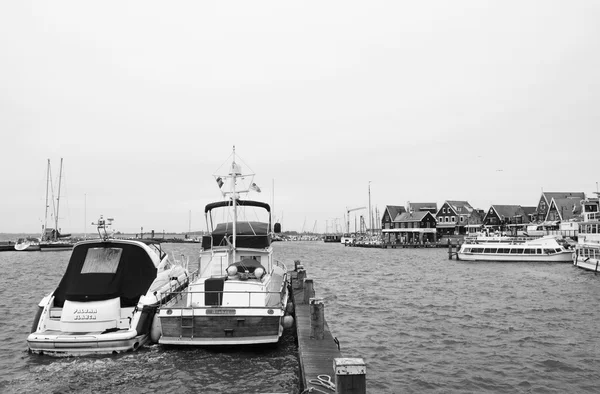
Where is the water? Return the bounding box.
[1,241,599,393]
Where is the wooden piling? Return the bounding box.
[448,239,452,259]
[310,298,325,340]
[334,358,366,394]
[303,278,315,304]
[296,268,306,289]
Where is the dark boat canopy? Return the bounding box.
[210,221,271,248]
[53,241,158,308]
[204,200,271,213]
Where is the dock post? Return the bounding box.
[333,358,366,394]
[309,298,324,340]
[297,269,306,289]
[294,259,301,271]
[447,239,452,260]
[303,278,315,304]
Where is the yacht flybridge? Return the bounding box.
[27,216,192,356]
[157,147,293,346]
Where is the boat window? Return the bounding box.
[509,248,518,254]
[81,247,122,274]
[463,248,471,253]
[523,249,533,254]
[544,249,553,254]
[555,248,562,253]
[472,248,484,253]
[536,249,542,254]
[497,248,508,253]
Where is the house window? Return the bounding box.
[452,216,456,222]
[445,217,449,222]
[460,216,464,222]
[443,208,446,213]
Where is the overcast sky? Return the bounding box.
[1,1,599,234]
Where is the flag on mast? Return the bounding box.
[250,182,261,193]
[216,177,224,188]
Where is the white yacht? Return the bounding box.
[157,147,292,346]
[457,235,573,262]
[27,216,192,356]
[573,195,600,272]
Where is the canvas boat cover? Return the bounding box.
[210,221,271,248]
[53,241,158,308]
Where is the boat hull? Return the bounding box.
[158,313,284,345]
[573,256,600,272]
[40,242,73,251]
[457,252,572,262]
[14,243,40,251]
[27,331,150,356]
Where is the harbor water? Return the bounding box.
[1,240,599,393]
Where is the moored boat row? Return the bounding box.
[27,148,294,356]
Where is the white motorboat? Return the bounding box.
[27,216,193,356]
[157,147,292,346]
[457,235,573,262]
[14,237,41,251]
[573,195,600,272]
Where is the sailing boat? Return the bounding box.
[40,158,73,251]
[157,146,293,345]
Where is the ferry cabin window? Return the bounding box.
[498,248,510,253]
[509,248,519,254]
[536,249,542,254]
[483,248,497,253]
[524,249,533,254]
[544,249,554,254]
[81,248,123,274]
[472,248,484,253]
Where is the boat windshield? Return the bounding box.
[81,248,122,274]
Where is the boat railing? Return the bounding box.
[160,288,287,309]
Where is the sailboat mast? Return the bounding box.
[55,158,63,239]
[368,181,372,236]
[43,159,50,237]
[231,146,237,264]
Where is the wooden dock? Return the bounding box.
[290,262,366,394]
[346,240,462,249]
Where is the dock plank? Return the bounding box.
[291,271,342,392]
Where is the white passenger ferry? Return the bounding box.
[457,235,573,262]
[573,195,600,272]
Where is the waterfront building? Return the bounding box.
[534,192,585,222]
[390,210,437,243]
[435,200,475,235]
[381,205,407,243]
[482,205,534,235]
[465,209,485,235]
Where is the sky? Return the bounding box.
[1,1,599,234]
